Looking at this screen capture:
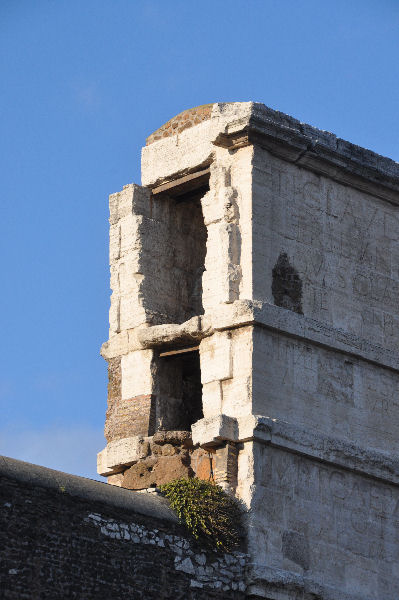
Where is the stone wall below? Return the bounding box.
[0,456,247,599]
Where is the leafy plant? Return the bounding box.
[160,477,243,552]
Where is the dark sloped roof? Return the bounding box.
[0,455,177,523]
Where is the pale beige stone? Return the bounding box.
[97,447,123,477]
[106,436,142,469]
[200,332,232,384]
[121,349,154,400]
[100,101,399,600]
[201,381,222,418]
[191,414,237,447]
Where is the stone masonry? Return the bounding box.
[0,456,247,598]
[98,102,399,599]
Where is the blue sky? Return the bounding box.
[1,0,398,480]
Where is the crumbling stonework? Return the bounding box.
[98,102,399,599]
[146,104,213,146]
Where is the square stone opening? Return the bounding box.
[150,174,209,324]
[156,348,203,432]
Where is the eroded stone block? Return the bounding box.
[200,332,232,384]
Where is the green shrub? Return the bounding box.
[160,477,243,552]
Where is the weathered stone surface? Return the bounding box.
[97,446,119,476]
[97,436,152,476]
[192,414,238,447]
[253,327,399,455]
[105,394,156,442]
[107,437,215,490]
[107,472,124,487]
[246,444,399,599]
[123,454,192,489]
[252,146,399,350]
[99,101,399,599]
[152,430,193,447]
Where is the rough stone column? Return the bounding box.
[99,184,162,478]
[108,183,153,335]
[201,145,254,312]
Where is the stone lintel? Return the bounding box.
[101,301,399,373]
[138,316,206,349]
[150,167,210,197]
[193,413,399,487]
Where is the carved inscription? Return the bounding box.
[256,446,399,596]
[254,331,399,453]
[258,152,399,348]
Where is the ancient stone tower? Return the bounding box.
[98,102,399,599]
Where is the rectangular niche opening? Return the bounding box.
[156,347,203,432]
[151,169,209,324]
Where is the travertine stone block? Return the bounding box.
[109,183,152,225]
[201,146,252,311]
[97,447,121,477]
[106,436,142,469]
[252,145,399,350]
[121,350,155,400]
[219,327,253,418]
[201,381,222,418]
[253,327,399,455]
[200,332,232,384]
[141,102,253,187]
[191,414,237,447]
[247,443,399,599]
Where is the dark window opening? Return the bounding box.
[151,170,209,324]
[175,193,207,318]
[156,349,203,432]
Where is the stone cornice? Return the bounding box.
[213,102,399,205]
[101,300,399,373]
[211,300,399,372]
[192,413,399,488]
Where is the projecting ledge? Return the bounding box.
[97,436,146,477]
[211,300,399,372]
[192,414,399,486]
[101,300,399,371]
[213,102,399,205]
